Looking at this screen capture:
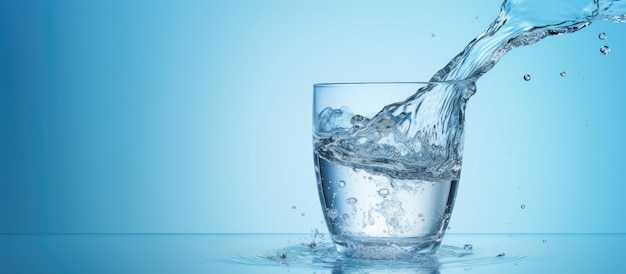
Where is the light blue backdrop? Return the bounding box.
[1,0,624,233]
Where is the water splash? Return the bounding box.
[431,0,626,82]
[315,1,626,181]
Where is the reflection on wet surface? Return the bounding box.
[0,233,623,273]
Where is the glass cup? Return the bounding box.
[312,81,474,258]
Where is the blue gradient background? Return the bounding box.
[0,0,624,234]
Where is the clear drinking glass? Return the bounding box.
[312,81,474,258]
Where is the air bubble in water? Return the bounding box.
[560,71,566,77]
[496,253,506,258]
[463,244,473,250]
[346,197,358,204]
[351,115,369,128]
[291,206,296,209]
[542,239,547,243]
[520,204,526,209]
[598,32,607,40]
[600,45,610,55]
[523,74,531,81]
[338,180,346,188]
[340,214,350,221]
[389,217,400,228]
[327,208,339,219]
[431,33,436,37]
[301,213,306,216]
[377,188,390,198]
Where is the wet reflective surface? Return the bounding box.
[1,233,623,273]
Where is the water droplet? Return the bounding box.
[496,253,506,258]
[291,206,296,209]
[338,180,346,188]
[346,197,358,204]
[600,45,611,55]
[464,244,473,250]
[560,71,566,77]
[520,204,526,209]
[598,32,607,40]
[377,188,390,198]
[523,74,531,81]
[431,33,436,38]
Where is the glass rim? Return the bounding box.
[313,80,471,88]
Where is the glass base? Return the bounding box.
[332,236,442,259]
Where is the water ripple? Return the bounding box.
[206,241,541,272]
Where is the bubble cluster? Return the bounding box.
[523,74,531,81]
